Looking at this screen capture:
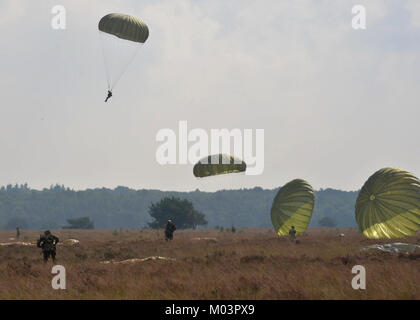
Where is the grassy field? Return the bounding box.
[0,228,418,299]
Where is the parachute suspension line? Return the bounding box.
[99,31,111,90]
[110,43,142,91]
[98,14,149,93]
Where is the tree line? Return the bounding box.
[0,184,358,229]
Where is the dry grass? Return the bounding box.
[0,228,418,299]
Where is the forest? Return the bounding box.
[0,184,358,230]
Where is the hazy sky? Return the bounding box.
[1,0,419,192]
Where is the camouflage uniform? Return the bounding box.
[37,230,59,262]
[289,226,296,241]
[165,221,176,241]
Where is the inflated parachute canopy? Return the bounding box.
[355,167,420,239]
[271,179,315,236]
[193,154,246,178]
[98,13,149,43]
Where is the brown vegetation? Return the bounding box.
[0,228,418,299]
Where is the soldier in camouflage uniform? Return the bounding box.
[37,230,59,262]
[289,226,296,242]
[165,220,176,241]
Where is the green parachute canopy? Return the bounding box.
[355,167,420,239]
[271,179,315,236]
[193,154,246,178]
[98,13,149,43]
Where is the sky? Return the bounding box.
[0,0,419,192]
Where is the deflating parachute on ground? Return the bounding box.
[355,167,420,239]
[271,179,315,236]
[193,154,246,178]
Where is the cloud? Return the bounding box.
[0,0,418,191]
[0,1,25,23]
[405,0,420,28]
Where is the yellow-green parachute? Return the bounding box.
[98,13,149,43]
[271,179,315,236]
[193,154,246,178]
[355,167,420,239]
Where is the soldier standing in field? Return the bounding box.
[289,226,296,242]
[165,220,176,241]
[16,227,20,239]
[37,230,59,262]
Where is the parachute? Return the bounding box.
[193,154,247,226]
[98,13,149,91]
[355,167,420,239]
[271,179,315,236]
[99,14,149,43]
[193,154,246,178]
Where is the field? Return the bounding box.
[0,228,419,299]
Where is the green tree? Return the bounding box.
[148,197,208,229]
[63,217,94,229]
[318,216,338,227]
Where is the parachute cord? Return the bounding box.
[110,43,142,91]
[99,31,111,90]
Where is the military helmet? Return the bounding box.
[45,230,51,235]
